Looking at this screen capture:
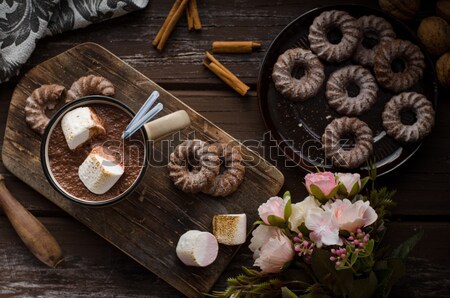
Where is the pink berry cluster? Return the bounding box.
[330,247,348,267]
[293,233,315,262]
[329,229,372,268]
[347,228,370,252]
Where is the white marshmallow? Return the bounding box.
[213,214,247,246]
[78,146,124,195]
[176,230,218,267]
[61,107,105,150]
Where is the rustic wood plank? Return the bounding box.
[1,87,450,216]
[1,43,284,298]
[0,217,448,297]
[0,217,180,298]
[21,0,379,86]
[0,0,449,297]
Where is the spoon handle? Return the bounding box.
[0,175,63,267]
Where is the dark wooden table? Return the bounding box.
[0,1,449,297]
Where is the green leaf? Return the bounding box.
[300,283,330,298]
[298,223,310,238]
[253,220,265,226]
[311,248,354,295]
[226,277,240,286]
[350,252,358,266]
[365,239,375,255]
[348,181,360,197]
[237,274,248,283]
[360,177,370,190]
[267,215,287,228]
[338,183,349,196]
[284,197,292,221]
[391,229,424,260]
[374,258,405,297]
[326,185,339,199]
[385,259,406,293]
[281,287,299,298]
[366,158,377,182]
[291,262,317,284]
[310,184,326,201]
[283,190,291,200]
[242,266,260,277]
[350,271,378,298]
[375,245,391,261]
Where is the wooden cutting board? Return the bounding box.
[1,43,284,298]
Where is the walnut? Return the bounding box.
[378,0,421,21]
[437,0,450,23]
[417,16,450,56]
[436,52,450,88]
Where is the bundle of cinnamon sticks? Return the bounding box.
[153,0,202,51]
[153,1,261,97]
[203,51,250,96]
[186,0,201,31]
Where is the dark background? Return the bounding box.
[0,0,449,297]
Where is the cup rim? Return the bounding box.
[40,95,149,207]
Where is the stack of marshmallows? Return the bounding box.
[61,107,124,195]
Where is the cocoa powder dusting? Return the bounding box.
[48,104,145,201]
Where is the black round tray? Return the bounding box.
[257,4,438,176]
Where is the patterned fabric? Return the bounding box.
[0,0,149,83]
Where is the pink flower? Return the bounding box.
[305,172,338,198]
[325,199,378,232]
[249,225,279,259]
[336,173,361,195]
[258,196,288,225]
[288,196,320,233]
[249,225,294,273]
[305,207,342,247]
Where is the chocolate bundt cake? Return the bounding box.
[272,48,325,101]
[326,65,378,116]
[168,140,220,193]
[374,39,425,92]
[353,15,396,67]
[322,117,373,169]
[202,143,245,197]
[309,10,361,63]
[382,92,435,143]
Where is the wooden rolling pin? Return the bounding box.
[0,175,63,267]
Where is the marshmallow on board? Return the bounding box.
[61,107,105,150]
[78,146,124,195]
[213,214,247,246]
[176,230,219,267]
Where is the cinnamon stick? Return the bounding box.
[212,41,262,54]
[203,51,250,96]
[186,4,194,30]
[152,0,181,47]
[153,0,190,51]
[186,0,202,31]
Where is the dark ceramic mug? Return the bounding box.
[40,95,190,206]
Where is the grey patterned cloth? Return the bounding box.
[0,0,149,83]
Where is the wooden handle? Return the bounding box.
[145,110,191,140]
[0,175,63,267]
